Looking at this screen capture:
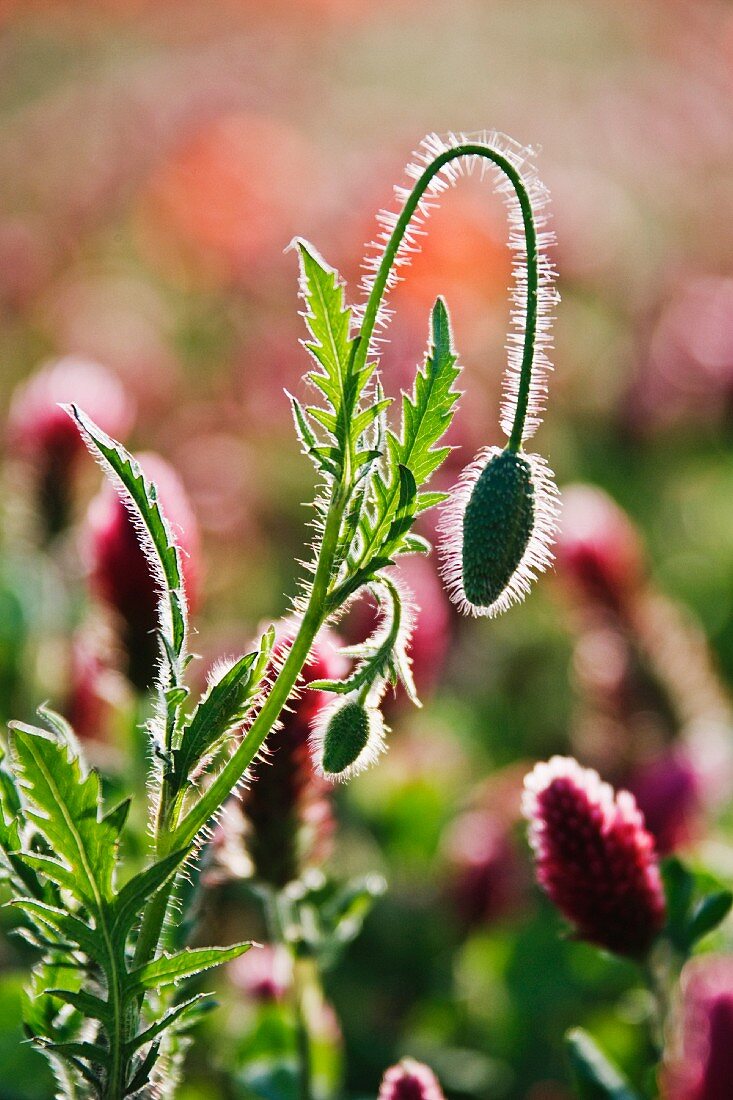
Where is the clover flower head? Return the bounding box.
[378,1058,445,1100]
[522,755,666,957]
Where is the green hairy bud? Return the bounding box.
[312,697,386,782]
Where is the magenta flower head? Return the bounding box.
[554,485,645,611]
[86,452,200,693]
[663,955,733,1100]
[378,1058,445,1100]
[522,755,666,958]
[7,356,134,538]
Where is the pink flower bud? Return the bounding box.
[554,485,645,610]
[7,357,134,537]
[522,756,666,958]
[378,1059,445,1100]
[86,452,200,692]
[663,956,733,1100]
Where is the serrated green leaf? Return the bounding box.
[47,989,113,1026]
[63,403,188,663]
[124,1041,160,1096]
[357,298,460,571]
[294,238,357,474]
[565,1029,639,1099]
[173,652,257,789]
[126,992,209,1053]
[112,848,190,947]
[124,942,252,999]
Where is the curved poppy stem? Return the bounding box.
[353,141,541,453]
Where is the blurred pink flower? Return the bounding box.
[627,277,733,436]
[7,356,134,537]
[554,485,645,611]
[86,451,201,692]
[229,944,291,1004]
[445,807,526,929]
[66,632,126,743]
[378,1058,445,1100]
[624,749,701,856]
[523,756,666,958]
[663,956,733,1100]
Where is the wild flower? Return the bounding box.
[86,450,200,692]
[554,483,645,610]
[378,1058,445,1100]
[523,755,666,957]
[0,132,564,1097]
[7,356,133,538]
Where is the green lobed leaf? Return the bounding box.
[124,942,252,999]
[172,651,257,790]
[357,298,461,570]
[63,403,188,663]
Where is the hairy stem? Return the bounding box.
[353,141,540,452]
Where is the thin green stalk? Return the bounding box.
[353,142,540,453]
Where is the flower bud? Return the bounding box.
[439,446,558,617]
[7,357,134,539]
[86,452,200,693]
[311,697,386,782]
[522,756,666,958]
[378,1058,445,1100]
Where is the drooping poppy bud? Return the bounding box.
[86,452,200,693]
[378,1058,445,1100]
[522,755,666,958]
[311,696,386,783]
[439,445,558,617]
[7,356,134,539]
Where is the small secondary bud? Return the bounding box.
[439,446,558,617]
[522,755,666,958]
[378,1058,445,1100]
[311,697,386,782]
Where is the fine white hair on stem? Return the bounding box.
[437,446,560,617]
[356,130,558,444]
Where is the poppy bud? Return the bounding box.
[378,1058,445,1100]
[311,697,386,783]
[522,755,666,958]
[440,446,558,617]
